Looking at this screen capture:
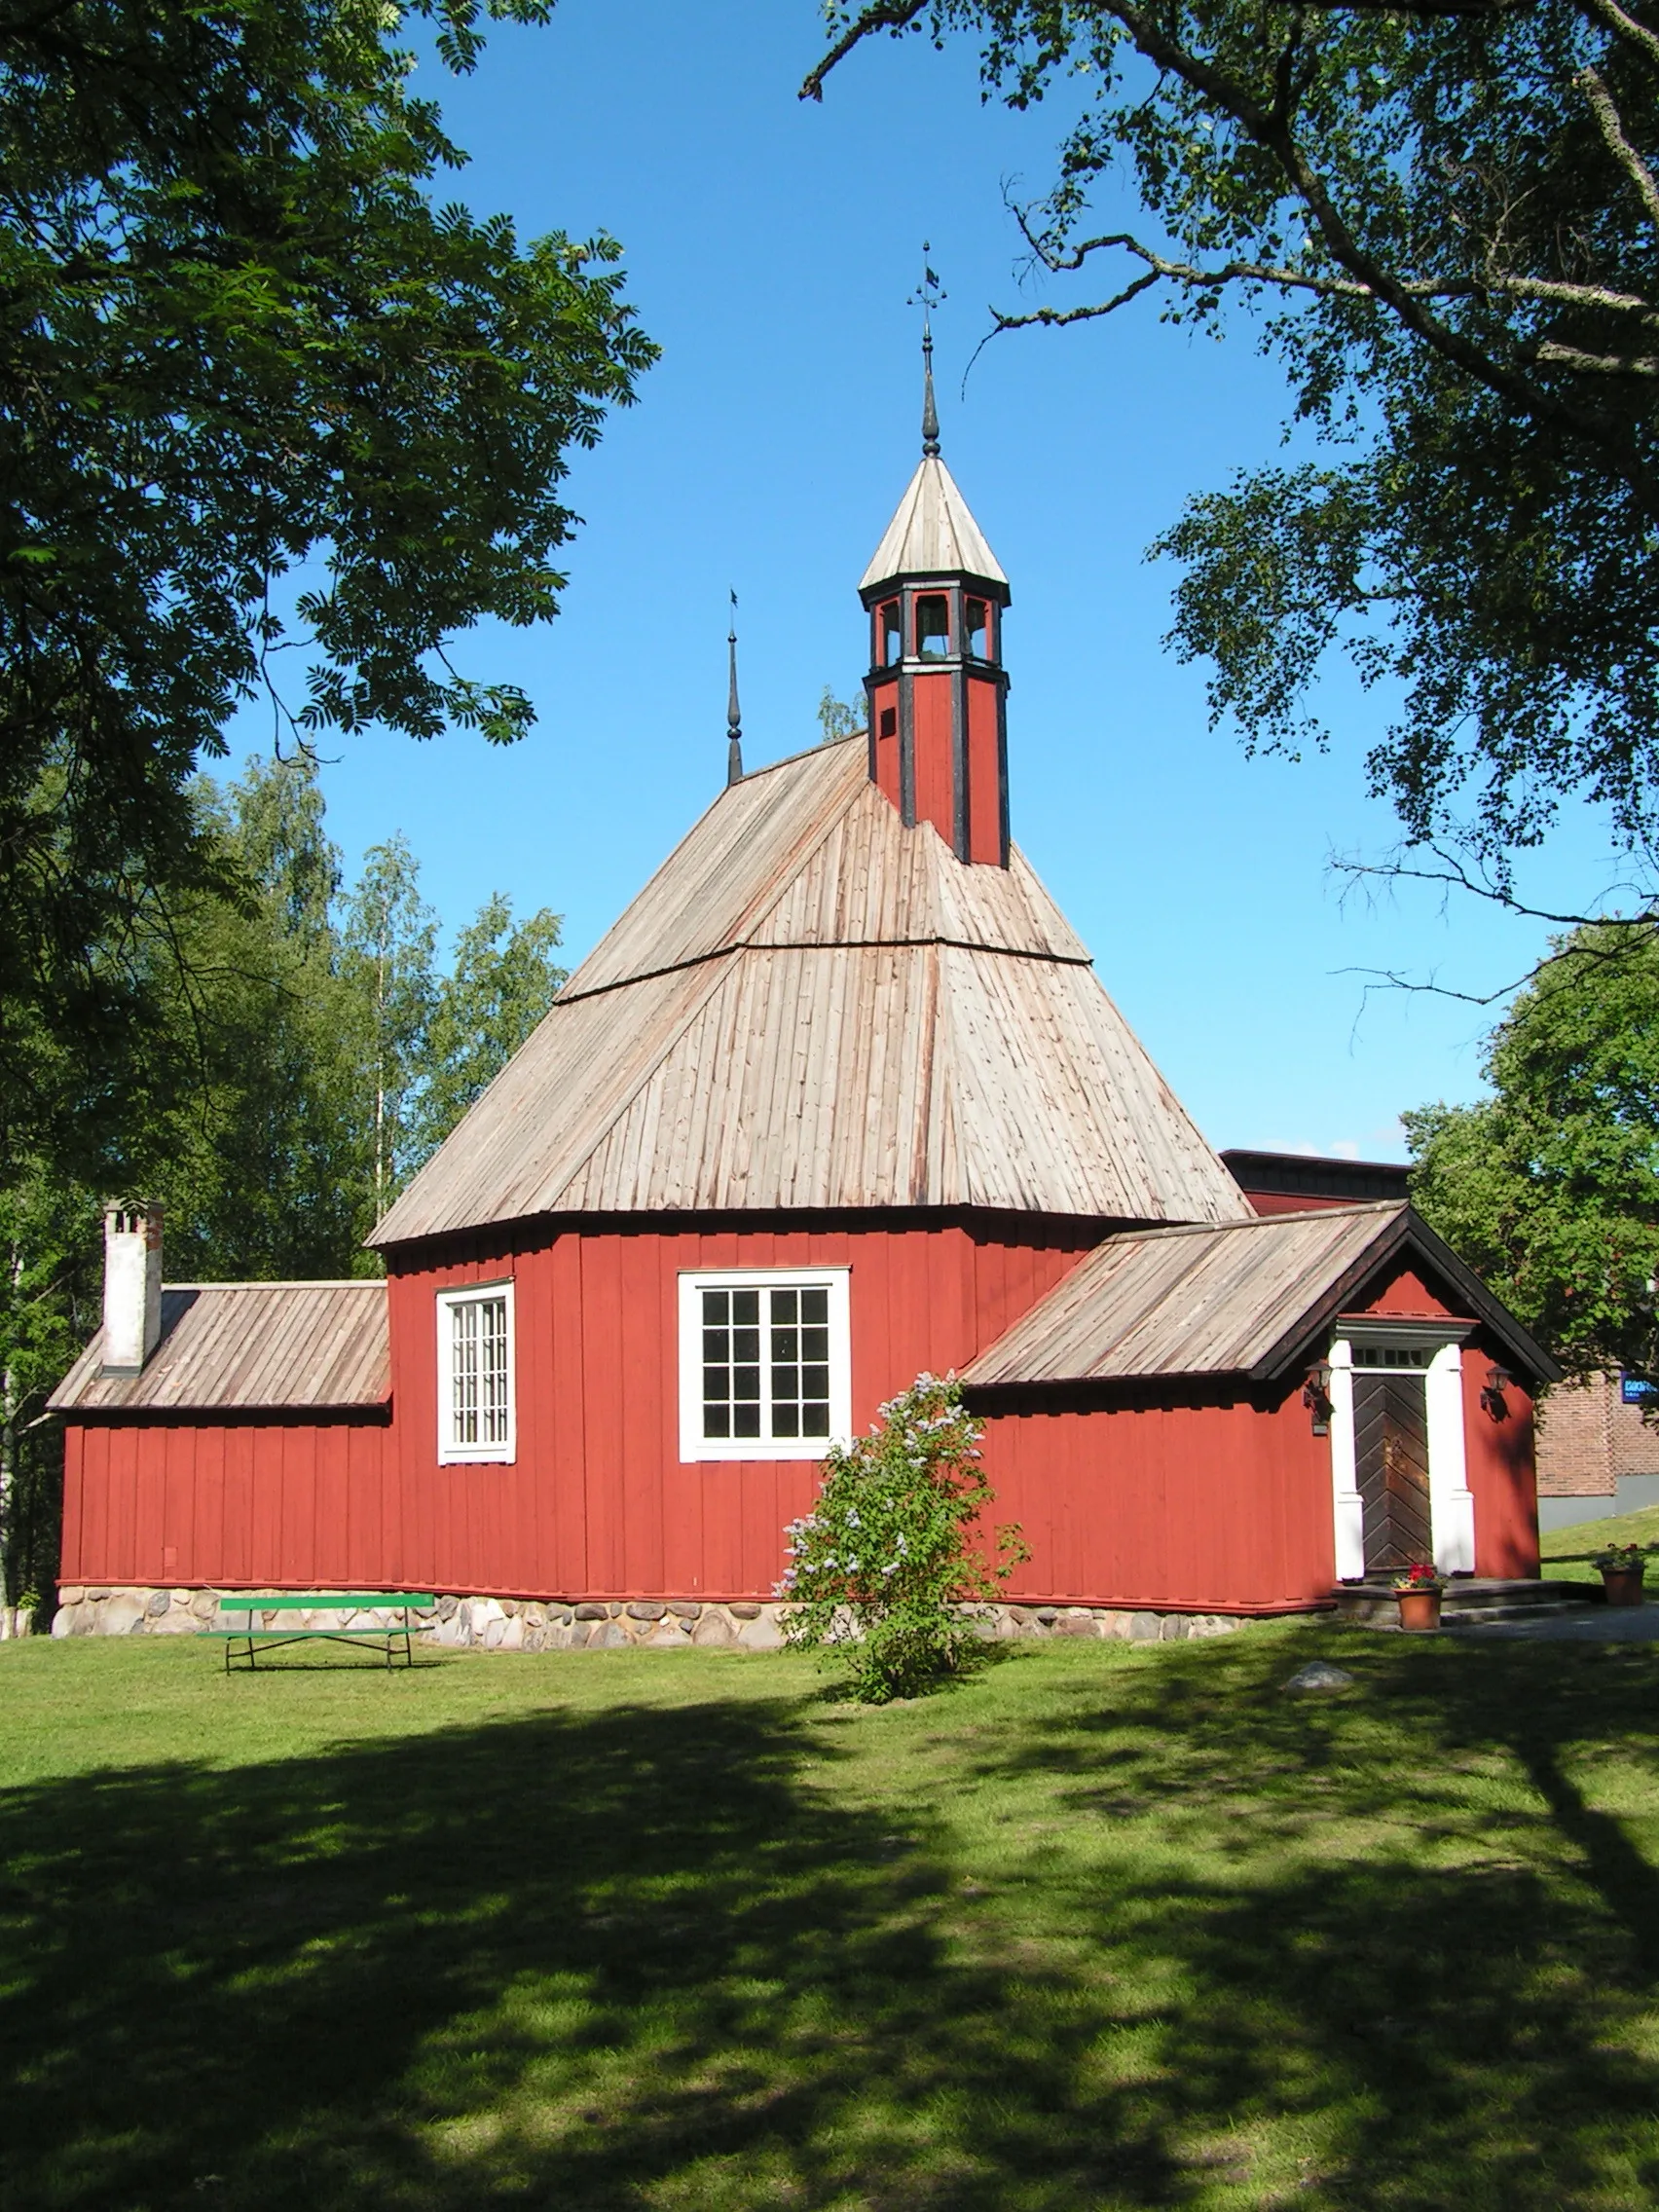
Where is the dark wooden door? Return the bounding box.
[1354,1373,1432,1574]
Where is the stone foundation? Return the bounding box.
[51,1586,1251,1648]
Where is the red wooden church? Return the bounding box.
[49,382,1556,1643]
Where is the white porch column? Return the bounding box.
[1426,1341,1476,1575]
[1328,1340,1365,1581]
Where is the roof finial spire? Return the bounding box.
[725,589,744,786]
[908,244,945,458]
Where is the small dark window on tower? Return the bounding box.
[880,601,903,666]
[879,707,897,740]
[916,594,949,657]
[967,598,991,659]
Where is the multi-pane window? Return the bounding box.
[436,1283,515,1462]
[1351,1344,1433,1370]
[680,1270,850,1460]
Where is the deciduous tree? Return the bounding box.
[0,0,653,1173]
[413,892,566,1166]
[1406,927,1659,1381]
[808,2,1659,903]
[344,839,438,1217]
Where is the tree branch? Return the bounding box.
[803,0,1659,508]
[1328,841,1659,1005]
[1534,340,1659,374]
[1577,64,1659,236]
[1580,0,1659,71]
[1008,207,1659,322]
[799,0,928,102]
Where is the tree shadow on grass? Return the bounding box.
[965,1632,1659,2209]
[7,1642,1659,2211]
[0,1691,1190,2212]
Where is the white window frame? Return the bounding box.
[679,1268,852,1462]
[1328,1320,1475,1579]
[436,1280,517,1465]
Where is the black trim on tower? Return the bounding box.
[899,668,916,827]
[951,661,969,860]
[995,670,1011,866]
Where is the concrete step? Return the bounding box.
[1332,1578,1597,1629]
[1444,1602,1597,1626]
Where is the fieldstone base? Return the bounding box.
[50,1586,1251,1647]
[986,1604,1244,1642]
[424,1596,788,1652]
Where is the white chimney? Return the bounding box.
[100,1203,164,1375]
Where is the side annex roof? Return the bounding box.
[50,1282,389,1414]
[371,737,1253,1245]
[963,1202,1561,1388]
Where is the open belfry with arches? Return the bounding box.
[49,355,1557,1645]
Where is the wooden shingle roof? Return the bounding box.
[859,455,1008,592]
[371,736,1253,1247]
[50,1282,389,1414]
[964,1204,1561,1387]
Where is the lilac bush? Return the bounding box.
[778,1374,1027,1702]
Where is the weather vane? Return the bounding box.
[907,242,944,458]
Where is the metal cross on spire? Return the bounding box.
[725,589,744,787]
[907,244,945,458]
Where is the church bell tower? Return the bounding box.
[860,326,1011,866]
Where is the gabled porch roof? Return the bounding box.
[963,1202,1561,1389]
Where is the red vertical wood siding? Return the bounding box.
[62,1220,1094,1598]
[378,1218,1094,1603]
[59,1419,393,1591]
[1463,1337,1539,1577]
[1354,1265,1453,1316]
[58,1218,1542,1603]
[909,672,955,849]
[966,675,1004,866]
[978,1386,1338,1612]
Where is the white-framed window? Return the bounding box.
[678,1268,852,1461]
[436,1281,516,1464]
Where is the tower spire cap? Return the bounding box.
[859,454,1008,595]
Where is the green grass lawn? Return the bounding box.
[1540,1502,1659,1586]
[5,1627,1659,2211]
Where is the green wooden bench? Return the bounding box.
[208,1595,436,1672]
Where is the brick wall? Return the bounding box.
[1612,1387,1659,1479]
[1534,1376,1617,1496]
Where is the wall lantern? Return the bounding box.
[1303,1361,1334,1438]
[1481,1365,1514,1420]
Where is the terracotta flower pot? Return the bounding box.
[1602,1567,1645,1608]
[1396,1588,1442,1633]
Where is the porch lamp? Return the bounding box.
[1303,1361,1334,1438]
[1481,1365,1514,1419]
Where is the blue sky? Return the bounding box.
[229,0,1617,1161]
